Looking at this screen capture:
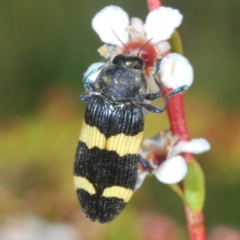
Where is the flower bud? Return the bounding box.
[160,53,194,89]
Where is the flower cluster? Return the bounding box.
[135,131,210,190]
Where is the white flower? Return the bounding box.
[144,7,183,43]
[135,132,211,190]
[160,53,194,89]
[92,6,129,45]
[92,5,183,46]
[154,155,187,184]
[172,138,211,155]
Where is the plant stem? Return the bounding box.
[163,91,192,162]
[185,206,206,240]
[163,62,207,240]
[147,0,161,11]
[163,58,207,240]
[146,0,207,239]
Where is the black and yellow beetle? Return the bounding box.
[73,53,186,223]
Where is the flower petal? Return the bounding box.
[144,7,183,42]
[155,155,187,184]
[155,41,171,55]
[160,53,194,88]
[129,17,145,40]
[92,5,129,45]
[143,131,170,150]
[174,138,211,154]
[135,170,149,191]
[145,75,159,92]
[84,62,105,84]
[98,45,120,59]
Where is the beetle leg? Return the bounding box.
[136,102,163,113]
[145,92,162,100]
[79,91,91,102]
[144,58,162,101]
[139,155,153,173]
[137,85,188,113]
[152,58,162,89]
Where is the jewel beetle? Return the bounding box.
[73,53,187,223]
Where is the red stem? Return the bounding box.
[163,74,207,240]
[147,0,161,11]
[163,90,193,162]
[185,206,206,240]
[146,0,206,239]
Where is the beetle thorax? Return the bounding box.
[97,65,146,103]
[96,54,147,103]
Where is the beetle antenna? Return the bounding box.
[137,38,154,57]
[111,28,130,54]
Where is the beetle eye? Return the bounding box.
[112,54,125,65]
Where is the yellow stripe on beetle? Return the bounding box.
[106,131,143,156]
[79,121,106,150]
[102,186,133,203]
[74,176,96,195]
[79,121,143,156]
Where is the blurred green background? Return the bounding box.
[1,0,240,239]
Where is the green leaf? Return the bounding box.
[169,30,183,54]
[184,160,205,212]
